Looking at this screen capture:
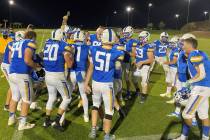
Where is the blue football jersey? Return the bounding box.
[169,47,179,67]
[135,43,154,63]
[71,43,89,71]
[177,50,188,82]
[90,46,124,82]
[10,39,37,74]
[89,34,101,47]
[123,38,139,63]
[153,40,169,57]
[113,44,125,79]
[187,50,210,87]
[119,37,127,45]
[43,39,71,72]
[2,41,14,64]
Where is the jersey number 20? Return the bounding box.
[95,51,111,72]
[43,44,59,61]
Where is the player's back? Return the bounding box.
[90,46,124,83]
[71,43,89,71]
[89,34,101,47]
[10,39,37,74]
[188,50,210,87]
[43,39,67,72]
[169,47,179,67]
[3,41,14,64]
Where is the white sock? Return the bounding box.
[202,134,209,140]
[166,87,172,94]
[180,134,188,140]
[20,116,27,125]
[175,107,181,114]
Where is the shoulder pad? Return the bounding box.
[27,42,37,49]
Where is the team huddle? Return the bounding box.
[1,14,210,140]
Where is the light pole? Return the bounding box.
[126,6,131,25]
[8,0,15,27]
[126,6,134,26]
[3,19,8,29]
[204,11,209,20]
[175,14,180,30]
[187,0,191,24]
[148,3,153,25]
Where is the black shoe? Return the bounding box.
[4,105,9,111]
[140,94,147,104]
[52,121,65,132]
[119,108,126,119]
[43,118,52,128]
[135,88,140,96]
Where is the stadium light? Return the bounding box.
[9,0,14,5]
[148,3,153,8]
[204,11,209,20]
[126,6,134,25]
[113,11,117,15]
[175,14,180,30]
[126,6,132,12]
[187,0,191,24]
[175,14,180,19]
[147,3,153,25]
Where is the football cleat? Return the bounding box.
[52,121,65,132]
[167,112,181,118]
[124,91,132,101]
[84,115,89,123]
[30,102,42,110]
[172,135,188,140]
[88,128,97,139]
[4,105,9,111]
[8,116,16,126]
[140,95,147,104]
[43,118,52,128]
[104,134,115,140]
[160,93,171,98]
[18,122,35,131]
[166,99,175,104]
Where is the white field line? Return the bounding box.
[117,133,180,140]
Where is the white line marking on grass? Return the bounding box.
[12,130,24,140]
[117,133,179,140]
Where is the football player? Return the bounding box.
[121,26,139,100]
[85,29,124,140]
[1,31,25,111]
[173,34,210,140]
[160,36,179,100]
[0,31,13,60]
[8,31,39,130]
[133,31,154,103]
[151,32,170,84]
[43,29,74,131]
[69,31,90,122]
[88,26,105,47]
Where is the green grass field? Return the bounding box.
[0,30,210,140]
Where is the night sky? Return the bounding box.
[0,0,209,29]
